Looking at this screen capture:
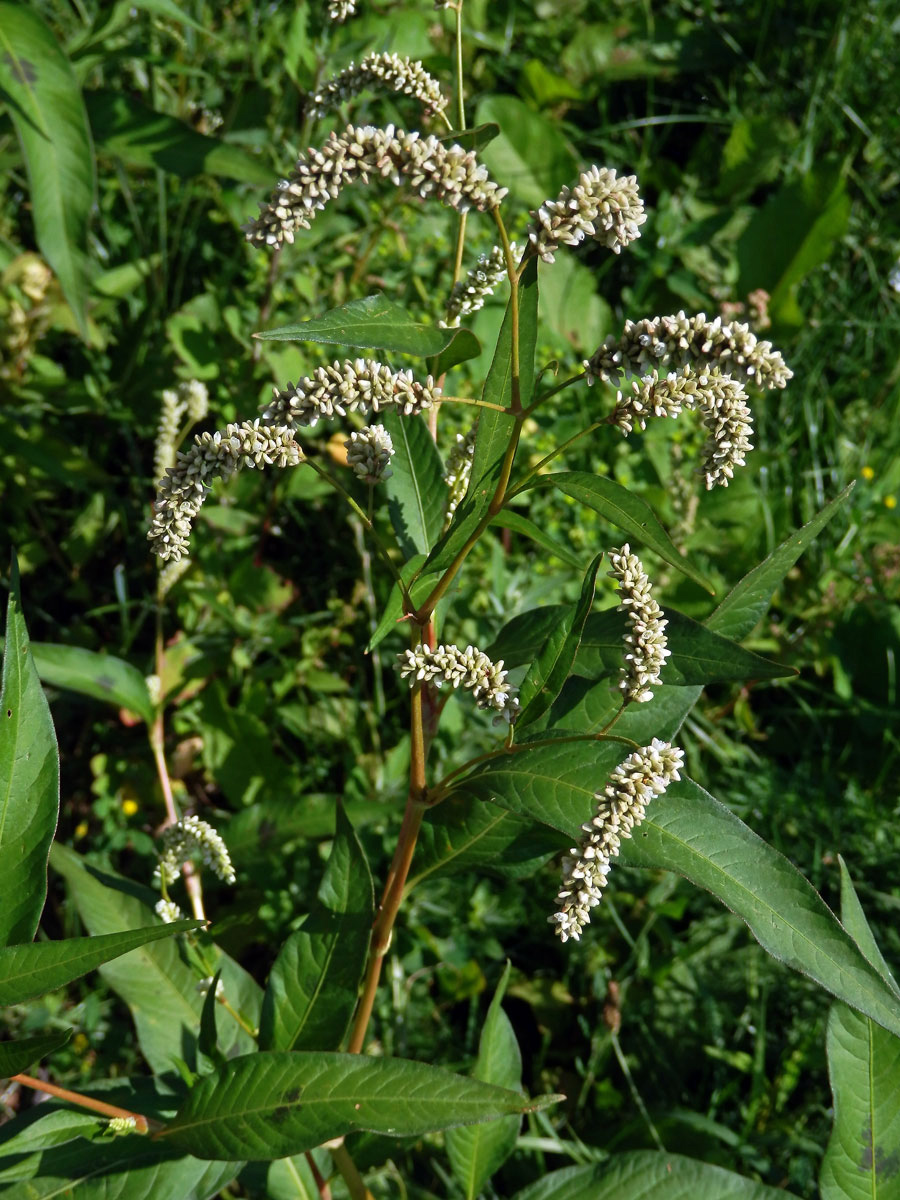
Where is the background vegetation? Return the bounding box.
[1,0,898,1195]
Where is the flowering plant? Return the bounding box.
[0,4,895,1199]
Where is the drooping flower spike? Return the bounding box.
[308,53,448,121]
[607,545,670,703]
[440,244,519,328]
[398,643,519,724]
[263,359,441,429]
[345,424,395,483]
[527,165,646,263]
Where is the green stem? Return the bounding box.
[331,1142,372,1200]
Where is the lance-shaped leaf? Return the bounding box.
[0,4,95,340]
[819,865,900,1200]
[447,963,523,1197]
[532,472,713,593]
[451,750,900,1039]
[161,1051,559,1161]
[0,921,201,1005]
[0,1031,71,1079]
[259,806,373,1052]
[254,292,477,361]
[511,1152,801,1200]
[423,258,539,576]
[516,554,602,729]
[382,410,447,558]
[0,559,60,947]
[9,641,155,724]
[706,483,854,641]
[490,510,583,569]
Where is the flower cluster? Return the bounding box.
[444,426,477,523]
[398,643,519,723]
[585,310,792,391]
[607,545,670,703]
[148,421,304,561]
[244,124,507,249]
[154,898,183,924]
[327,0,356,22]
[308,53,448,120]
[610,365,754,489]
[550,740,684,942]
[263,359,441,429]
[527,166,645,263]
[159,815,236,886]
[345,424,395,483]
[153,379,209,480]
[440,244,518,328]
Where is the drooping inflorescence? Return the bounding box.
[159,815,236,887]
[440,244,518,328]
[443,426,477,523]
[153,379,209,482]
[610,365,755,489]
[585,311,792,391]
[263,359,441,429]
[398,643,519,723]
[345,423,395,483]
[550,740,684,942]
[244,124,507,249]
[148,421,304,562]
[527,165,646,263]
[606,545,670,703]
[308,53,448,120]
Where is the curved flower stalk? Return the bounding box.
[443,426,476,524]
[611,365,754,489]
[244,124,507,249]
[440,244,518,328]
[346,423,394,483]
[153,379,210,481]
[607,545,670,703]
[585,310,793,391]
[263,358,441,429]
[398,643,519,723]
[308,53,448,121]
[527,165,646,263]
[148,421,304,562]
[550,740,684,942]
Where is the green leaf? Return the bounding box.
[259,806,373,1052]
[424,257,539,576]
[431,327,482,377]
[254,292,473,358]
[491,510,583,568]
[453,751,900,1038]
[438,122,501,154]
[706,484,854,641]
[517,554,602,729]
[0,559,60,947]
[0,1030,71,1078]
[85,89,271,184]
[534,472,713,593]
[0,1110,102,1160]
[367,554,425,652]
[0,4,95,339]
[161,1051,558,1161]
[49,844,259,1073]
[511,1152,801,1200]
[446,963,523,1197]
[382,411,447,558]
[474,95,578,208]
[22,641,154,724]
[837,858,900,997]
[0,921,201,1005]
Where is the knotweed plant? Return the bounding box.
[2,7,887,1200]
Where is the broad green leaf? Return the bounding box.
[820,1006,900,1200]
[266,1152,327,1200]
[23,641,153,724]
[49,844,259,1073]
[259,806,373,1052]
[0,1030,71,1078]
[0,4,94,339]
[489,607,790,686]
[0,921,201,1005]
[161,1051,558,1161]
[511,1152,800,1200]
[0,1110,102,1159]
[0,560,60,947]
[517,554,602,729]
[423,258,539,576]
[86,89,271,184]
[547,681,702,745]
[446,963,523,1197]
[535,472,713,593]
[254,292,473,358]
[438,122,501,154]
[383,411,447,558]
[706,484,854,641]
[837,858,900,997]
[474,95,578,208]
[452,751,900,1039]
[431,327,482,377]
[491,510,583,569]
